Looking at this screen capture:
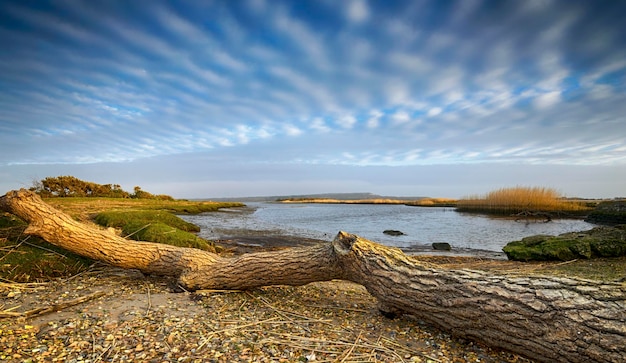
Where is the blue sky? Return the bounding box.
[1,0,625,199]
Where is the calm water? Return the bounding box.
[182,202,594,252]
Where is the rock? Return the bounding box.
[432,242,451,251]
[503,226,626,261]
[383,230,405,236]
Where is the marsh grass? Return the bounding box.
[0,213,92,282]
[405,198,457,207]
[456,187,592,215]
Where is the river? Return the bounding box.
[180,202,594,253]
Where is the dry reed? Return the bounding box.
[456,186,590,215]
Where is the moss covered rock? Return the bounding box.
[503,226,626,261]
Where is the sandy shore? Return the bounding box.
[1,265,533,362]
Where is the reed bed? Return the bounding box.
[456,187,591,215]
[405,198,457,207]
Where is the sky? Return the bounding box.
[1,0,625,199]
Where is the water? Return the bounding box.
[182,202,594,252]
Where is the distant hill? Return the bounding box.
[200,192,427,202]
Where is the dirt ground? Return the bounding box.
[1,261,536,363]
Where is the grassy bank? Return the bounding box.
[1,198,244,282]
[456,187,592,216]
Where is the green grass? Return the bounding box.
[1,213,92,282]
[94,210,201,232]
[94,210,213,251]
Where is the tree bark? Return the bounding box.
[1,189,625,362]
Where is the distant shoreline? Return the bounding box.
[278,197,457,207]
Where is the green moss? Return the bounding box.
[503,226,626,261]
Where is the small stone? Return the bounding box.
[432,242,451,251]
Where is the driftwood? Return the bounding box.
[0,290,106,318]
[1,189,625,362]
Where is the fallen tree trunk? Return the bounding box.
[1,189,625,362]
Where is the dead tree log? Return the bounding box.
[1,189,625,362]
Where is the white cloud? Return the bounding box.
[384,80,410,105]
[427,107,442,117]
[247,0,266,13]
[388,51,432,74]
[391,110,411,125]
[337,115,357,129]
[366,110,383,129]
[534,91,561,109]
[428,66,465,96]
[384,20,420,45]
[284,124,303,136]
[588,84,614,100]
[213,50,248,72]
[269,66,335,110]
[154,5,213,45]
[311,117,331,133]
[346,0,369,23]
